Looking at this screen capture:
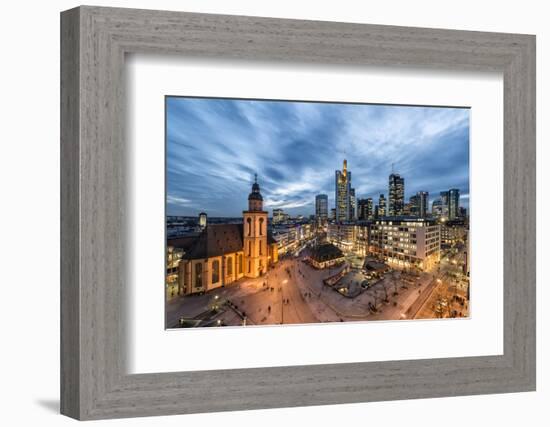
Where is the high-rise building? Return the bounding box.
[331,208,336,221]
[418,191,429,218]
[439,189,460,220]
[350,188,356,220]
[357,198,367,220]
[409,194,419,216]
[449,188,460,220]
[366,197,373,219]
[378,194,387,217]
[388,173,405,216]
[315,194,328,225]
[410,191,429,218]
[335,159,353,222]
[357,198,373,220]
[440,191,450,219]
[432,199,443,217]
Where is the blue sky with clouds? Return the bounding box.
[166,97,470,217]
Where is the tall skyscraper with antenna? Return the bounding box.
[335,159,353,222]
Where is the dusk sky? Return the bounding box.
[166,97,470,217]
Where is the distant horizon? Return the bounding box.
[167,97,470,217]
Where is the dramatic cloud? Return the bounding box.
[166,97,470,217]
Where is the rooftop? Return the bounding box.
[310,243,344,262]
[375,216,438,225]
[182,224,276,260]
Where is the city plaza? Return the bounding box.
[166,160,470,327]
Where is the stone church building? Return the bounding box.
[176,176,278,295]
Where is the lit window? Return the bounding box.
[194,263,202,288]
[227,257,233,275]
[212,260,220,283]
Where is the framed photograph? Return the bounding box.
[61,6,536,420]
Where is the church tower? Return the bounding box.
[243,174,269,278]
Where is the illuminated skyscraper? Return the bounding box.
[432,199,443,217]
[358,197,374,220]
[335,159,353,222]
[410,191,429,218]
[440,191,450,218]
[449,188,460,220]
[409,194,419,216]
[388,173,405,216]
[315,194,329,225]
[378,194,387,217]
[366,198,374,219]
[350,188,357,220]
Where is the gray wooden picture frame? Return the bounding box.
[60,5,536,421]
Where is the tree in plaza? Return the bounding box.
[380,282,389,303]
[372,289,381,311]
[391,272,399,296]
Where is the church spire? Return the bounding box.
[248,173,263,211]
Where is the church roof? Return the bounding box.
[310,243,344,262]
[182,223,277,260]
[167,235,199,251]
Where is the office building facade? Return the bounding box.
[335,159,353,222]
[315,194,329,225]
[358,197,374,220]
[449,188,460,220]
[378,194,387,217]
[369,217,440,270]
[388,173,405,216]
[411,191,429,218]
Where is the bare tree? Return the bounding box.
[381,283,389,303]
[372,289,381,311]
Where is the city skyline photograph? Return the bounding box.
[166,96,470,218]
[165,96,470,329]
